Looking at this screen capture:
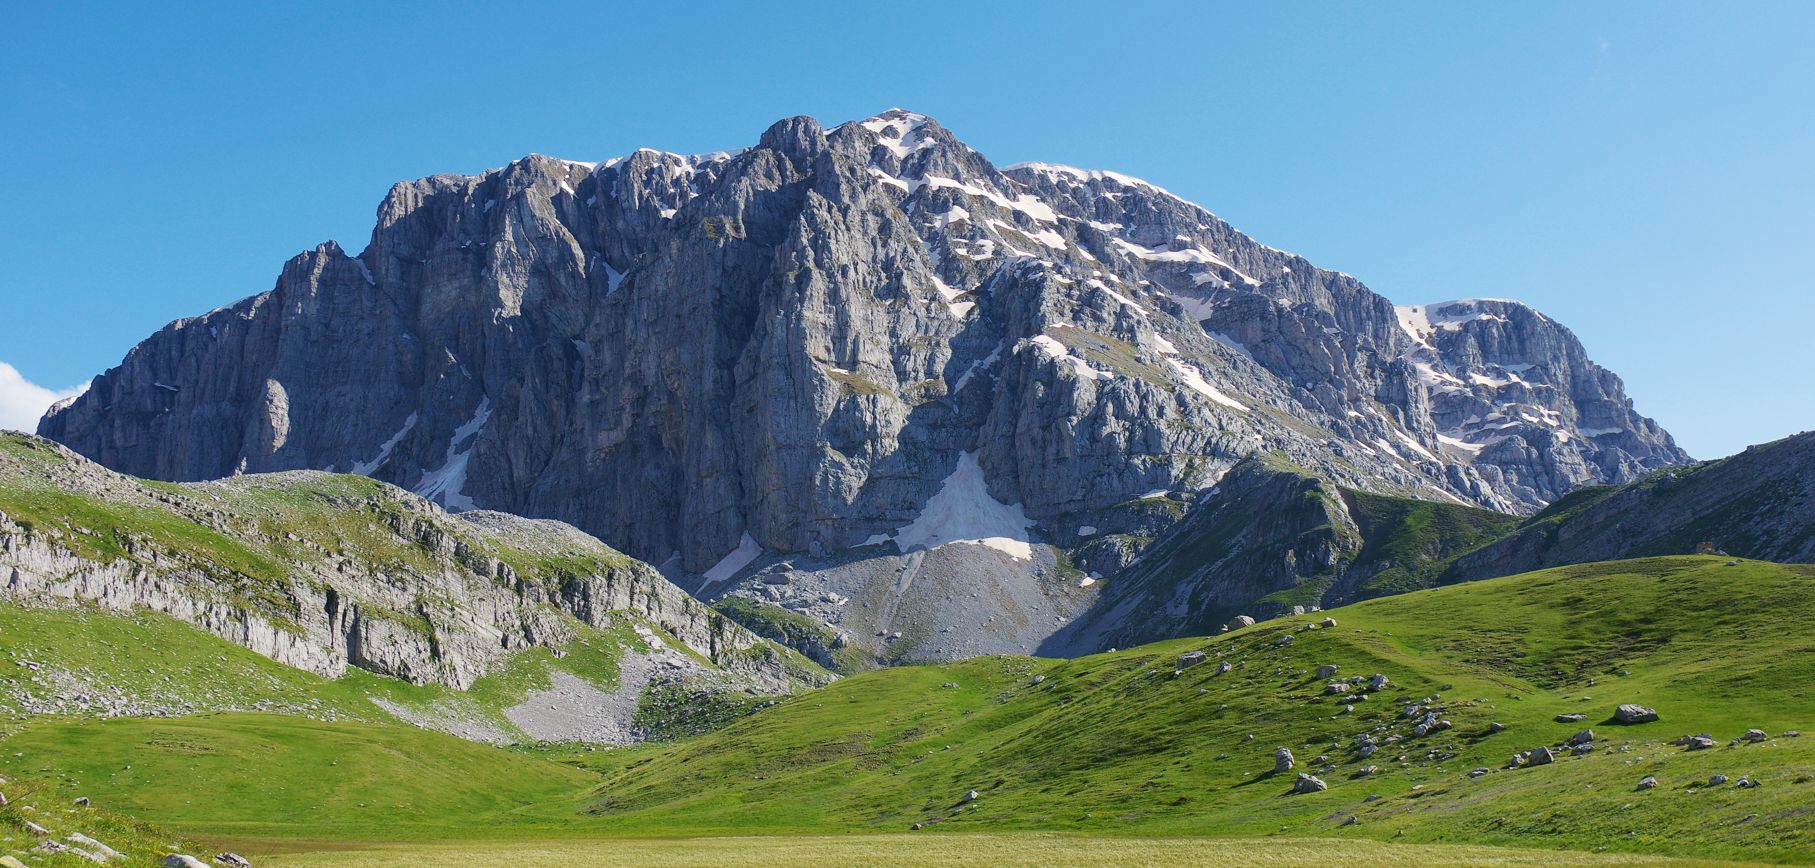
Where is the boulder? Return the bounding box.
[1292,773,1328,794]
[1275,748,1296,773]
[67,835,121,861]
[1683,734,1717,751]
[1567,729,1595,746]
[1232,616,1257,629]
[1177,651,1206,669]
[1216,661,1233,674]
[215,854,254,868]
[1030,674,1045,685]
[164,858,212,868]
[25,820,50,836]
[1315,664,1339,679]
[1273,634,1294,646]
[1488,722,1506,734]
[1637,775,1659,790]
[0,855,27,868]
[1323,683,1351,695]
[1735,776,1760,789]
[1613,704,1659,723]
[1319,617,1337,628]
[1367,674,1389,691]
[960,789,980,803]
[1555,713,1586,723]
[1529,746,1556,766]
[1742,728,1769,743]
[1469,767,1490,778]
[1709,774,1730,785]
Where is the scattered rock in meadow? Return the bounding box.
[1275,748,1297,772]
[1614,704,1658,724]
[1293,773,1328,794]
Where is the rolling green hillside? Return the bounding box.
[5,556,1812,864]
[578,557,1815,862]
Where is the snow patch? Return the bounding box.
[702,533,763,589]
[415,399,492,511]
[883,452,1036,561]
[351,412,418,476]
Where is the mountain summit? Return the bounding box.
[39,109,1686,660]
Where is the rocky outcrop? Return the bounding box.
[37,110,1686,660]
[1049,454,1518,653]
[1446,430,1815,581]
[0,434,823,693]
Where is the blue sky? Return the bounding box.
[1,1,1809,456]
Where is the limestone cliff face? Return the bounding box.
[38,110,1686,660]
[0,434,821,693]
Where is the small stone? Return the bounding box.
[25,820,50,836]
[1735,776,1760,789]
[1684,734,1717,751]
[1637,776,1658,790]
[1613,704,1659,724]
[1316,664,1339,679]
[1319,617,1337,628]
[1368,674,1389,691]
[1568,729,1595,746]
[961,789,979,803]
[1274,634,1294,646]
[1555,713,1586,723]
[911,823,923,830]
[1488,722,1505,734]
[1742,729,1769,743]
[1292,772,1328,794]
[1469,767,1490,778]
[164,858,212,868]
[1031,674,1045,685]
[73,795,90,807]
[1341,815,1358,826]
[1177,651,1207,669]
[1217,661,1233,674]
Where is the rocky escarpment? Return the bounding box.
[1446,430,1815,581]
[38,109,1686,661]
[0,433,824,694]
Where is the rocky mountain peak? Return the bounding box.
[38,108,1687,662]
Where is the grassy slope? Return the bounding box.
[1,715,598,841]
[1338,487,1521,598]
[4,557,1812,863]
[575,557,1815,862]
[0,602,667,744]
[0,432,638,628]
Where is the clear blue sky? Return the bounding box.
[2,1,1809,457]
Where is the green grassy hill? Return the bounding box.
[577,556,1815,861]
[3,556,1812,864]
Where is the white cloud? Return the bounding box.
[0,362,89,433]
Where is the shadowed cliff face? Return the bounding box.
[39,110,1686,658]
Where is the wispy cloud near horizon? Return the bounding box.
[0,361,89,433]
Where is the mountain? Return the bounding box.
[36,109,1686,662]
[1446,429,1815,581]
[0,432,827,742]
